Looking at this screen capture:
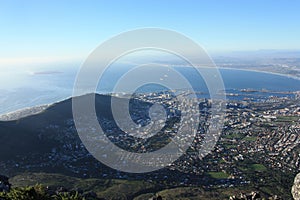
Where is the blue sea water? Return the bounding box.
[0,64,299,115]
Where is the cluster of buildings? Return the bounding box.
[0,91,299,191]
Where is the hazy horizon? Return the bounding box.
[1,0,300,68]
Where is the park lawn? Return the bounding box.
[207,171,229,179]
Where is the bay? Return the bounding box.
[0,65,299,115]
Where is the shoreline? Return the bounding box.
[0,97,72,121]
[0,68,299,119]
[217,66,300,81]
[173,64,300,80]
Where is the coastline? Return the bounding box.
[0,67,299,119]
[0,96,72,121]
[217,66,300,81]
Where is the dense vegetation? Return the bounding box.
[0,184,87,200]
[0,172,289,200]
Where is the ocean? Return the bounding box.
[0,64,299,115]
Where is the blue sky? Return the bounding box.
[0,0,300,65]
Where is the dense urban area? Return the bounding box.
[0,88,299,199]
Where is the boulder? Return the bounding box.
[292,173,300,200]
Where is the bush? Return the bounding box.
[0,185,87,200]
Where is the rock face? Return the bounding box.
[292,173,300,200]
[229,191,261,200]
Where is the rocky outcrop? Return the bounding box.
[229,191,261,200]
[292,173,300,200]
[229,191,281,200]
